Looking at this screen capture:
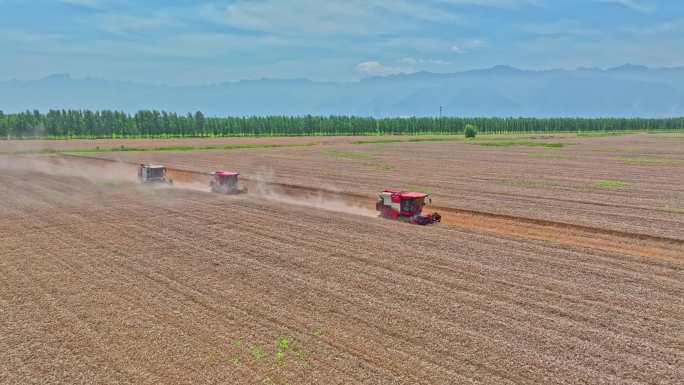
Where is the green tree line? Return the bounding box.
[1,109,683,139]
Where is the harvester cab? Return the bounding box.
[376,189,441,225]
[138,164,173,184]
[210,171,247,194]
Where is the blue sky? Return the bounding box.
[0,0,682,84]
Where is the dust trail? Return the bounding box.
[249,168,376,217]
[0,155,138,183]
[0,155,375,217]
[165,168,374,217]
[173,181,213,193]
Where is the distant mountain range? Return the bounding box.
[2,64,684,117]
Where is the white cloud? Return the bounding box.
[522,20,599,37]
[201,0,460,37]
[619,18,684,38]
[355,57,453,77]
[380,37,487,55]
[60,0,105,9]
[513,33,684,69]
[0,29,297,60]
[355,61,404,76]
[450,39,487,53]
[0,30,65,49]
[644,19,684,35]
[382,37,452,52]
[4,0,678,84]
[99,13,176,34]
[399,57,451,65]
[597,0,654,12]
[438,0,542,8]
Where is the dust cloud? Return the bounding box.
[248,168,376,217]
[0,155,138,183]
[0,155,376,218]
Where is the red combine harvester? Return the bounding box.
[376,189,441,225]
[210,171,247,194]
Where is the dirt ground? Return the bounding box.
[87,133,684,240]
[0,135,440,153]
[1,133,683,384]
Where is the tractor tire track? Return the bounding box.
[53,154,684,262]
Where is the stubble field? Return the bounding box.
[1,133,682,384]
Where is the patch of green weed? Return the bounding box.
[230,334,312,372]
[361,161,395,171]
[406,136,462,143]
[95,181,120,188]
[616,156,684,166]
[250,345,267,361]
[103,143,308,153]
[0,142,317,155]
[276,336,292,351]
[406,185,434,194]
[326,149,395,171]
[576,131,635,137]
[327,150,370,159]
[528,152,571,158]
[590,147,621,152]
[351,138,406,145]
[291,347,308,361]
[647,131,684,137]
[499,179,564,190]
[351,136,462,145]
[472,140,570,148]
[593,179,630,189]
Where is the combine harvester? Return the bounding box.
[134,164,437,225]
[376,189,441,225]
[138,164,173,185]
[210,171,248,194]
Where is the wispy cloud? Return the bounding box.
[597,0,654,12]
[355,61,405,76]
[356,56,455,77]
[513,32,684,69]
[379,37,487,55]
[621,18,684,37]
[450,39,487,54]
[60,0,105,9]
[522,20,599,37]
[201,0,460,37]
[1,0,683,84]
[0,29,298,59]
[98,13,177,34]
[438,0,542,8]
[399,57,451,66]
[646,19,684,34]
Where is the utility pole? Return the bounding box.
[439,105,443,132]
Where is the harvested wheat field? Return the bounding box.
[91,133,684,240]
[1,133,683,385]
[0,135,456,154]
